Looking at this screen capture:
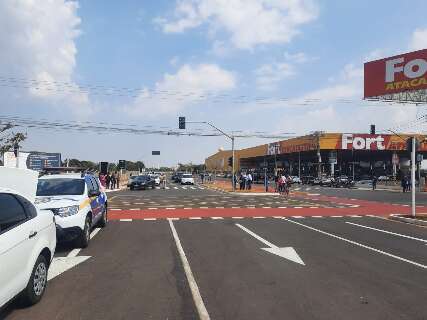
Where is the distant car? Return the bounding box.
[35,173,108,248]
[312,177,321,185]
[128,175,156,190]
[173,172,184,183]
[291,176,301,184]
[0,168,56,308]
[149,174,160,186]
[377,175,389,181]
[301,176,314,184]
[181,173,195,185]
[320,176,334,187]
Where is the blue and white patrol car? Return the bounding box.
[35,173,107,248]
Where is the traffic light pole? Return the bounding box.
[186,120,236,192]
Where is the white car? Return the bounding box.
[0,168,56,308]
[291,176,301,184]
[35,173,107,248]
[181,173,194,185]
[150,175,161,186]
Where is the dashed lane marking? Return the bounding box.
[211,217,224,220]
[189,217,202,220]
[312,216,323,218]
[253,216,265,219]
[120,219,132,222]
[331,215,343,218]
[232,217,244,219]
[292,216,304,219]
[144,218,157,221]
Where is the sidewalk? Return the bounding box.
[203,180,276,194]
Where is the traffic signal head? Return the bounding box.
[179,117,186,129]
[228,156,233,167]
[370,124,375,135]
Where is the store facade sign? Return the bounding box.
[364,49,427,98]
[341,134,387,150]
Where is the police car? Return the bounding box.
[35,172,107,248]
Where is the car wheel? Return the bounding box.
[76,216,91,248]
[98,205,108,228]
[20,254,48,306]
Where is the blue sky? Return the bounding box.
[1,0,427,167]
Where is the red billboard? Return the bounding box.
[364,49,427,98]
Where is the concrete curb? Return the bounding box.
[389,214,427,226]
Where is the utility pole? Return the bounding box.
[411,136,416,218]
[316,132,322,178]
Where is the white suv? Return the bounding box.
[0,168,56,308]
[181,173,195,185]
[35,173,107,248]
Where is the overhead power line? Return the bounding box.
[0,115,294,139]
[1,75,424,107]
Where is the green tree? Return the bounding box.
[0,123,27,154]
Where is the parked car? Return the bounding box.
[149,174,160,186]
[320,176,334,187]
[301,176,314,184]
[35,172,108,248]
[173,172,184,183]
[377,175,389,181]
[128,175,156,190]
[312,177,321,185]
[291,176,301,184]
[181,173,195,185]
[0,167,56,308]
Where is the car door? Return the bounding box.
[0,193,37,307]
[91,177,106,220]
[87,177,102,223]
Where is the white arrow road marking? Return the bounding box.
[282,218,427,269]
[346,222,427,243]
[235,224,305,266]
[48,228,101,281]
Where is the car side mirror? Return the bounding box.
[88,190,100,197]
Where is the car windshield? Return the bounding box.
[36,178,85,196]
[137,176,149,181]
[182,174,192,178]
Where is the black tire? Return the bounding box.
[76,216,91,248]
[20,255,48,306]
[98,204,108,228]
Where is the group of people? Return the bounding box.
[99,172,120,190]
[401,176,412,192]
[238,172,253,190]
[275,172,292,196]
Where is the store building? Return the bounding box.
[205,132,427,179]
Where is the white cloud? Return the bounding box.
[0,0,91,116]
[254,62,294,91]
[409,28,427,51]
[283,51,314,64]
[156,0,318,49]
[127,63,236,116]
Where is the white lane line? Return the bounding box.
[130,208,140,211]
[184,207,193,210]
[282,218,427,269]
[293,207,303,209]
[232,217,244,219]
[168,219,210,320]
[148,208,158,210]
[273,216,283,218]
[349,215,362,218]
[262,206,271,209]
[166,208,176,210]
[189,217,202,220]
[278,206,287,209]
[174,187,179,189]
[168,217,180,220]
[309,207,319,209]
[119,219,133,222]
[346,222,427,243]
[253,216,265,219]
[292,216,304,219]
[215,206,225,209]
[211,217,224,220]
[350,205,360,208]
[144,218,157,221]
[312,216,323,218]
[111,209,121,211]
[231,206,240,209]
[307,193,320,196]
[68,227,103,258]
[200,207,209,209]
[236,223,276,248]
[331,215,343,218]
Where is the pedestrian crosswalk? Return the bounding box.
[155,185,206,190]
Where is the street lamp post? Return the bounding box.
[185,120,236,192]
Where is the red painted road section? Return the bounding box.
[109,192,427,220]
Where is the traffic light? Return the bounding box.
[370,124,375,135]
[228,156,233,167]
[118,160,126,170]
[406,137,420,153]
[179,117,186,129]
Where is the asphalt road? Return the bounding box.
[2,185,426,320]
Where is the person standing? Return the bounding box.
[99,173,106,188]
[372,175,377,191]
[116,173,120,189]
[106,173,111,190]
[247,172,253,190]
[111,172,116,190]
[401,176,407,192]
